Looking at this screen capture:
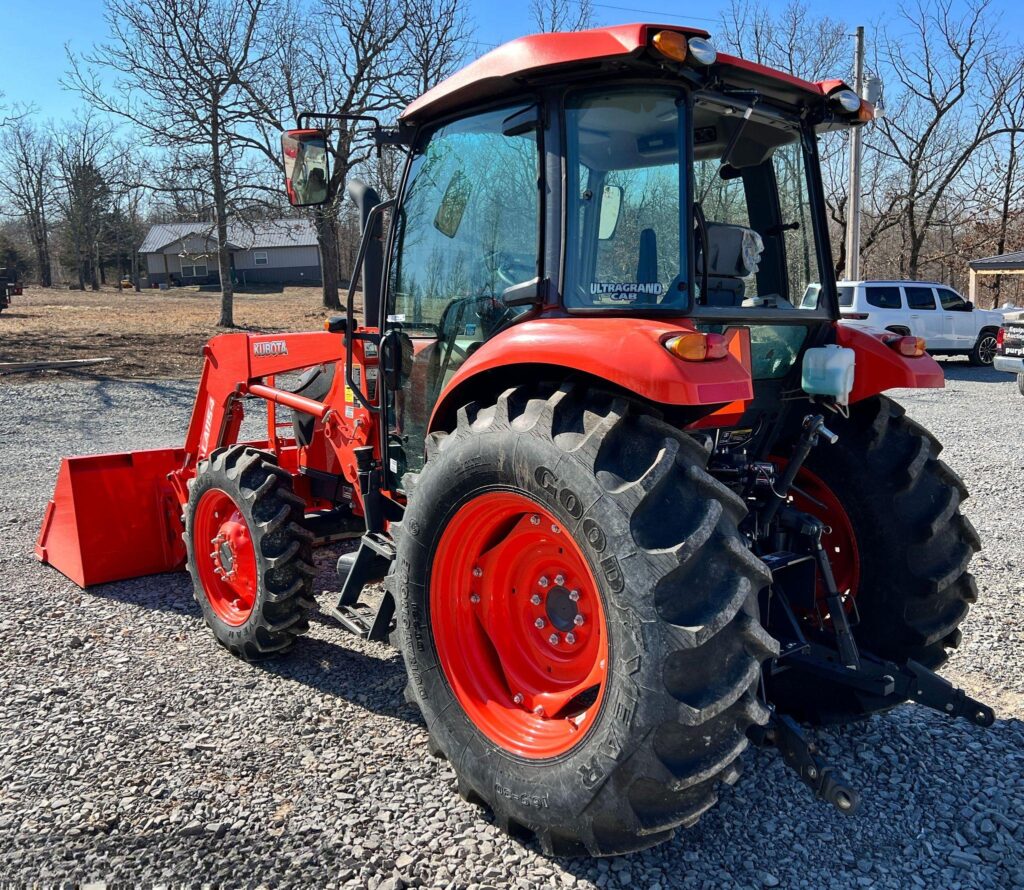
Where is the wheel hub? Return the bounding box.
[545,586,578,632]
[218,540,235,575]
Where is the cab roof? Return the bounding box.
[401,23,850,125]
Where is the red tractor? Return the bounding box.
[38,24,991,856]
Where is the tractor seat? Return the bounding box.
[700,223,759,307]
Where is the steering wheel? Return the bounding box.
[484,250,535,288]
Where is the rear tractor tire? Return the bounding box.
[184,445,315,660]
[767,396,980,724]
[392,385,777,856]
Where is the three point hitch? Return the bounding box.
[752,413,995,814]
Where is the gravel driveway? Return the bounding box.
[2,364,1022,888]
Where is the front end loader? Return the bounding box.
[38,23,993,856]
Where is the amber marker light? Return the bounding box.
[664,331,729,361]
[885,335,927,357]
[652,30,689,62]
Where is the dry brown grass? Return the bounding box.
[0,285,358,381]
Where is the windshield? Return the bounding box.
[564,86,829,316]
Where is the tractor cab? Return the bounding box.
[283,24,877,478]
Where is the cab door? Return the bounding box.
[384,103,542,478]
[904,285,945,347]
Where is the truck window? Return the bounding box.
[865,286,902,310]
[906,287,937,310]
[837,285,854,307]
[938,288,970,311]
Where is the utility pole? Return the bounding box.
[844,25,866,282]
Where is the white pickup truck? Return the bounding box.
[801,280,1004,366]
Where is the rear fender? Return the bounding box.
[837,325,944,402]
[429,317,753,432]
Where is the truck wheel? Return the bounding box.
[393,385,776,856]
[184,446,315,660]
[969,330,998,366]
[767,397,979,724]
[1017,372,1024,396]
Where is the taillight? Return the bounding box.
[663,331,729,361]
[997,327,1005,347]
[843,312,870,320]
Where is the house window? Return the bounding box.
[181,260,208,278]
[254,251,269,266]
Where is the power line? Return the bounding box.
[588,2,720,26]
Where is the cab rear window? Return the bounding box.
[837,286,854,307]
[865,286,902,310]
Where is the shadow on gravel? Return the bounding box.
[253,633,422,726]
[78,572,198,617]
[78,569,421,725]
[87,377,199,410]
[940,364,1011,384]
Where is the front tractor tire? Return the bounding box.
[184,446,315,660]
[768,396,980,724]
[393,385,777,856]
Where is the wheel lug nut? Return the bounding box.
[513,693,524,704]
[472,566,483,578]
[566,633,576,645]
[470,594,480,604]
[554,574,565,586]
[535,618,545,629]
[534,705,545,716]
[551,524,560,534]
[573,614,584,627]
[569,589,580,602]
[538,576,549,588]
[530,594,542,605]
[548,634,559,645]
[530,514,541,526]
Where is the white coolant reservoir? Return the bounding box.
[801,345,856,405]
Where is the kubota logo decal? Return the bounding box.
[253,339,288,357]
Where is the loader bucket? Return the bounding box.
[35,448,188,587]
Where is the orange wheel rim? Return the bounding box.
[430,491,608,759]
[194,489,258,626]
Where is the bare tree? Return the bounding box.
[0,118,55,286]
[530,0,593,32]
[67,0,283,325]
[873,0,1024,278]
[400,0,473,100]
[53,111,118,290]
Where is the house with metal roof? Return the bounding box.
[139,219,322,287]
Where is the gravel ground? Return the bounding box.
[1,363,1022,889]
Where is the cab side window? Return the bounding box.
[390,105,540,334]
[865,286,902,310]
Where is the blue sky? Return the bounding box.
[1,0,1021,120]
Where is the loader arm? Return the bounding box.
[37,328,383,588]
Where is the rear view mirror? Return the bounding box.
[281,129,331,207]
[598,185,622,240]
